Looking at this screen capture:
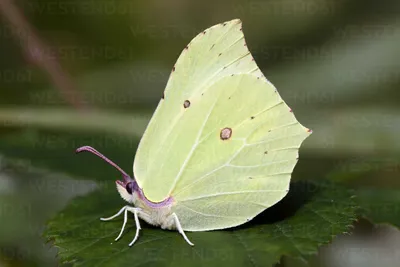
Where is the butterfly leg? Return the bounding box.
[100,206,142,243]
[125,207,142,246]
[100,205,127,221]
[167,213,194,246]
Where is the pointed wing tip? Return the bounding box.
[221,18,242,26]
[306,128,313,134]
[232,18,242,24]
[299,125,313,136]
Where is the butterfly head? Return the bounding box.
[75,146,138,204]
[115,177,138,203]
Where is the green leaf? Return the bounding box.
[0,156,97,266]
[356,188,400,228]
[45,181,357,267]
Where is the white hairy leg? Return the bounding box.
[99,206,142,244]
[126,207,142,246]
[100,207,194,246]
[165,213,194,246]
[100,205,128,221]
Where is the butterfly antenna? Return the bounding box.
[76,146,131,181]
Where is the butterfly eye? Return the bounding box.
[125,182,134,194]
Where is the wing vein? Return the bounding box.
[190,25,241,96]
[196,49,251,97]
[245,131,305,146]
[173,143,245,196]
[168,96,220,195]
[179,203,243,218]
[227,158,295,168]
[181,189,285,202]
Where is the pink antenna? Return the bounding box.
[76,146,131,182]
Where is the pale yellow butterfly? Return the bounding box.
[77,19,312,247]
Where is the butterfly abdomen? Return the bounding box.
[133,194,177,229]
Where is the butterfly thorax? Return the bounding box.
[135,197,175,229]
[116,181,177,230]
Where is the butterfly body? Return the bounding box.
[115,180,176,230]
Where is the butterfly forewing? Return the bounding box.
[134,19,264,202]
[133,19,311,232]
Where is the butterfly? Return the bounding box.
[76,19,311,247]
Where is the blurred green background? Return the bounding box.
[0,0,399,266]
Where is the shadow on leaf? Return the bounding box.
[232,181,319,230]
